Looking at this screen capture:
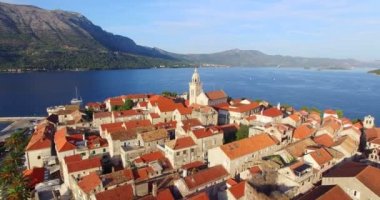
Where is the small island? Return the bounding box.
[369,69,380,75]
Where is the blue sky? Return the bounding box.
[3,0,380,60]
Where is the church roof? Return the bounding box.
[206,90,227,100]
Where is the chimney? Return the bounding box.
[152,182,157,197]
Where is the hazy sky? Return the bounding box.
[3,0,380,60]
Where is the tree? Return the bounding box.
[236,125,249,140]
[336,109,344,118]
[121,99,134,110]
[359,128,367,153]
[162,91,177,97]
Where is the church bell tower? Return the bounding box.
[189,67,203,105]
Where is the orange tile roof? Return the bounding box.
[220,133,277,159]
[365,128,380,142]
[95,184,133,200]
[324,109,337,115]
[124,119,152,130]
[112,110,142,118]
[122,93,150,100]
[138,101,148,107]
[87,135,108,149]
[156,188,175,200]
[297,185,352,200]
[109,97,124,106]
[67,157,101,173]
[150,113,160,118]
[181,161,205,170]
[187,192,210,200]
[100,122,124,132]
[93,112,112,119]
[101,168,134,188]
[138,151,165,163]
[149,95,178,112]
[249,165,262,175]
[206,90,227,100]
[324,162,380,196]
[353,165,380,196]
[226,178,238,186]
[192,127,222,139]
[262,107,283,118]
[286,138,317,158]
[140,129,167,142]
[155,121,177,130]
[176,105,193,115]
[309,148,333,166]
[229,181,245,199]
[54,127,78,152]
[293,124,315,139]
[133,166,152,181]
[78,172,101,194]
[23,167,45,188]
[289,113,301,122]
[223,101,260,113]
[63,154,82,164]
[184,165,228,190]
[167,136,196,150]
[25,121,53,151]
[313,134,334,147]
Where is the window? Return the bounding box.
[183,150,186,154]
[176,152,180,156]
[92,150,96,154]
[103,148,106,153]
[37,156,41,159]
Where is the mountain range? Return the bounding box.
[0,2,376,70]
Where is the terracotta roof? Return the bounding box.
[324,109,337,115]
[100,122,124,132]
[226,178,237,186]
[138,101,148,108]
[206,90,227,100]
[54,127,79,152]
[220,133,277,159]
[176,105,193,115]
[150,113,160,118]
[187,192,210,200]
[155,121,177,130]
[149,95,178,112]
[139,188,175,200]
[286,138,317,158]
[289,113,302,122]
[95,183,133,200]
[182,161,206,170]
[309,147,333,166]
[184,165,228,190]
[182,118,203,129]
[78,172,101,194]
[25,121,53,151]
[221,101,260,113]
[67,157,101,173]
[93,112,112,119]
[166,136,196,150]
[192,127,222,139]
[124,119,152,130]
[313,134,334,147]
[365,128,380,142]
[86,102,102,108]
[112,110,142,118]
[294,124,315,139]
[133,166,153,181]
[122,93,150,100]
[245,115,257,121]
[109,97,124,106]
[297,185,352,200]
[87,135,108,149]
[140,129,167,142]
[23,167,45,188]
[109,129,137,141]
[249,165,262,175]
[229,181,245,199]
[63,154,82,164]
[262,107,283,118]
[137,151,165,163]
[101,168,134,188]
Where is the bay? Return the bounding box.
[0,67,379,121]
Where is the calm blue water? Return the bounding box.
[0,67,379,121]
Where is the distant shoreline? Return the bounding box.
[0,66,365,74]
[369,69,380,75]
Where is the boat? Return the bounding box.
[71,87,83,105]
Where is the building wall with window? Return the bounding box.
[322,177,378,200]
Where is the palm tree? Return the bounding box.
[6,175,29,200]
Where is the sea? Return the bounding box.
[0,67,379,122]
